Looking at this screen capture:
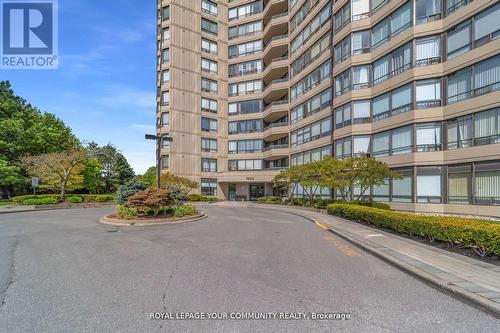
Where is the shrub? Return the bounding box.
[144,207,155,216]
[174,204,198,217]
[291,197,311,207]
[87,194,115,203]
[12,194,60,203]
[188,194,202,202]
[201,196,218,202]
[22,198,58,205]
[117,205,138,220]
[115,180,149,204]
[327,204,500,255]
[66,196,83,204]
[127,188,175,213]
[257,196,283,204]
[158,206,175,215]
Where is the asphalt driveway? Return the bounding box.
[0,205,499,332]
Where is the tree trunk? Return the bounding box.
[61,179,67,200]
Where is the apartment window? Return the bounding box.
[335,69,351,96]
[228,21,262,39]
[416,79,441,109]
[291,33,330,78]
[201,38,218,54]
[334,35,351,64]
[228,40,262,58]
[292,0,322,32]
[229,59,262,77]
[391,84,413,115]
[447,20,471,59]
[228,119,263,134]
[228,80,262,96]
[352,0,369,21]
[291,4,331,54]
[372,93,390,121]
[201,97,217,113]
[228,139,262,153]
[391,126,413,155]
[228,160,263,171]
[202,0,218,16]
[201,117,218,132]
[291,117,332,147]
[392,168,413,202]
[353,101,371,124]
[161,70,170,84]
[372,131,390,157]
[391,1,412,37]
[161,155,169,169]
[162,49,170,64]
[372,19,389,48]
[335,103,351,129]
[201,77,218,93]
[371,0,388,12]
[161,91,170,106]
[162,6,170,21]
[415,36,441,66]
[352,30,370,55]
[447,0,472,15]
[448,165,472,204]
[161,137,171,149]
[291,60,332,100]
[474,162,500,205]
[474,56,500,96]
[201,158,217,172]
[416,123,441,152]
[335,137,352,160]
[447,116,472,149]
[229,1,262,21]
[415,0,441,24]
[162,27,170,42]
[353,65,370,89]
[447,67,472,104]
[201,178,217,196]
[161,112,169,128]
[372,178,390,202]
[201,18,218,35]
[373,55,390,85]
[417,167,442,203]
[201,58,218,74]
[392,42,412,76]
[291,88,332,123]
[474,108,500,146]
[353,136,371,156]
[474,4,500,46]
[201,138,217,152]
[334,2,351,33]
[291,145,331,166]
[228,99,263,115]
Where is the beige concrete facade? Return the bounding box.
[157,0,500,216]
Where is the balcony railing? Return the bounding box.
[263,144,289,151]
[264,99,288,110]
[264,122,288,131]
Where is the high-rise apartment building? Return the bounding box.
[156,0,500,216]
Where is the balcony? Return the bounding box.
[263,77,289,104]
[263,34,288,62]
[262,0,288,26]
[263,144,289,159]
[263,100,288,123]
[263,12,288,44]
[263,55,288,82]
[263,122,289,141]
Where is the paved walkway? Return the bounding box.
[214,202,500,318]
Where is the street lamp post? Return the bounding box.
[145,134,173,189]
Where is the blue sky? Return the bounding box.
[2,0,157,174]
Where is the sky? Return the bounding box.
[2,0,158,174]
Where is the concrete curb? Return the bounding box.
[250,205,500,319]
[99,212,207,227]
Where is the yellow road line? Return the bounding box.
[323,236,361,257]
[315,222,328,230]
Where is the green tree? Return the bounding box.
[82,157,103,194]
[0,158,26,198]
[111,153,135,188]
[136,166,157,187]
[20,149,88,199]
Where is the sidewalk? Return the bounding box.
[0,205,35,214]
[245,203,500,318]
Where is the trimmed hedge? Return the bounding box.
[22,198,58,205]
[188,194,202,201]
[174,204,198,217]
[201,196,218,202]
[257,196,284,204]
[256,196,390,210]
[66,196,83,204]
[327,204,500,256]
[11,194,115,204]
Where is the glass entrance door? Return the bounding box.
[228,184,236,201]
[249,184,265,201]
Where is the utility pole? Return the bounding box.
[145,134,173,188]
